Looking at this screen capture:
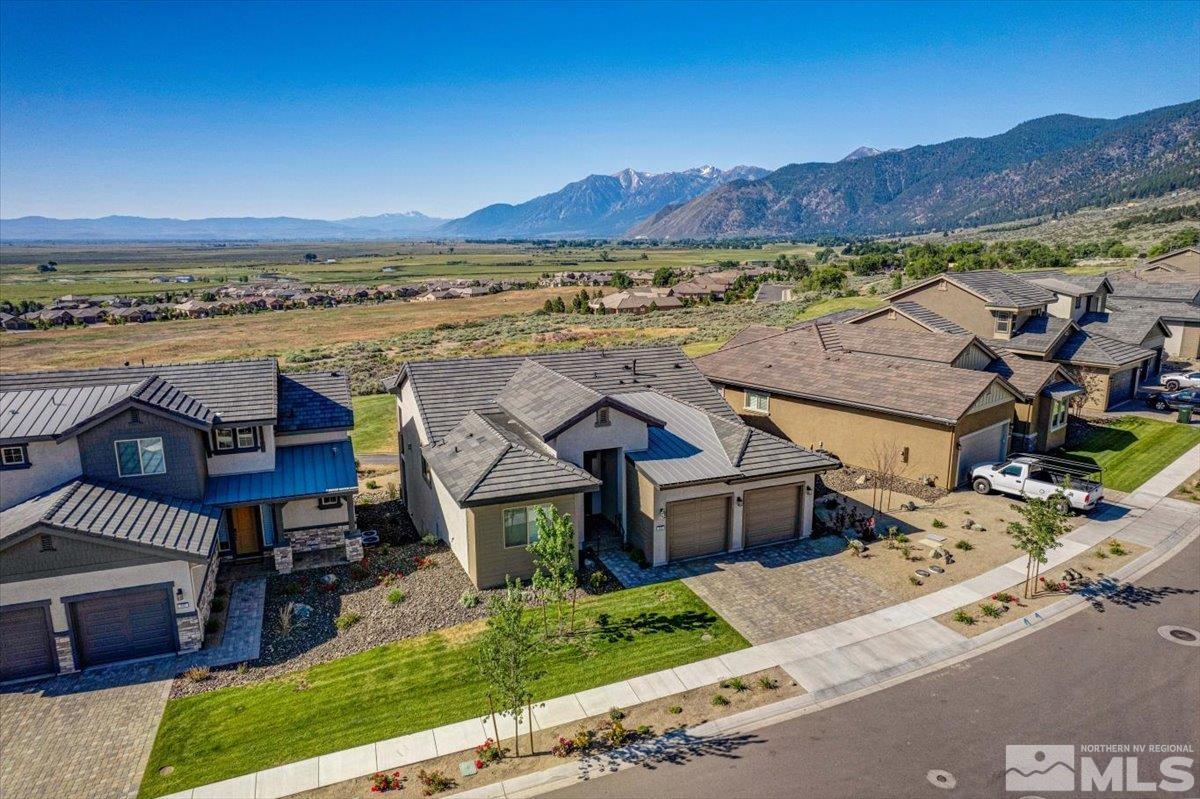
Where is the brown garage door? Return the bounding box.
[70,586,175,668]
[743,485,801,548]
[0,606,56,682]
[666,494,730,561]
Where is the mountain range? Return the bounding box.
[630,100,1200,239]
[436,165,768,238]
[3,101,1197,242]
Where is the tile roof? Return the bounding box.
[204,441,357,505]
[1053,328,1154,368]
[496,361,604,439]
[0,479,221,558]
[1077,309,1167,347]
[422,412,600,505]
[1107,298,1200,322]
[1107,273,1200,303]
[945,270,1057,308]
[1022,271,1114,295]
[1005,315,1074,355]
[985,354,1069,399]
[825,324,979,364]
[393,345,735,444]
[887,301,971,334]
[695,324,1014,424]
[277,372,353,433]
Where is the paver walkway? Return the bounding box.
[158,445,1200,799]
[0,578,265,799]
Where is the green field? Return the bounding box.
[1053,416,1200,492]
[138,581,746,798]
[350,394,397,454]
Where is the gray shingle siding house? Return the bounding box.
[387,346,837,588]
[0,360,358,681]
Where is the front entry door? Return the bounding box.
[231,506,261,556]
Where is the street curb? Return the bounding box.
[455,521,1200,799]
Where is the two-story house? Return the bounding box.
[0,359,358,682]
[850,270,1167,412]
[387,346,838,587]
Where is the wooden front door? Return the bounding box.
[230,506,261,556]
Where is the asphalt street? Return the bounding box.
[549,537,1200,799]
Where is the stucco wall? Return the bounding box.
[281,495,352,530]
[894,279,999,338]
[275,429,350,447]
[550,408,648,465]
[77,408,208,500]
[1,530,167,584]
[0,438,82,510]
[466,492,583,589]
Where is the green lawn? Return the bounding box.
[1052,416,1200,493]
[350,394,397,455]
[139,581,746,798]
[793,294,883,321]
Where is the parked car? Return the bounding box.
[971,456,1103,513]
[1146,389,1200,412]
[1159,370,1200,391]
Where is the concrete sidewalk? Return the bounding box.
[158,445,1200,799]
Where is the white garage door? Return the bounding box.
[666,494,730,561]
[956,421,1010,486]
[743,485,801,548]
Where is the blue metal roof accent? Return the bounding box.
[204,441,358,506]
[277,373,354,433]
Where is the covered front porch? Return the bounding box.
[205,442,362,573]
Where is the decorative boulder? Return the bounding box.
[901,501,918,512]
[855,474,869,486]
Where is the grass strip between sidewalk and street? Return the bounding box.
[138,580,746,798]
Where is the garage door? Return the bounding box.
[1107,368,1137,409]
[743,485,800,548]
[666,494,729,561]
[70,587,175,668]
[956,421,1010,486]
[0,606,56,682]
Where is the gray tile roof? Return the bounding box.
[887,301,971,335]
[395,345,735,444]
[1107,273,1200,303]
[496,361,603,439]
[422,412,600,504]
[986,354,1068,399]
[946,270,1057,308]
[1005,315,1074,355]
[827,324,979,364]
[1107,298,1200,322]
[696,325,1015,424]
[277,372,353,433]
[1053,328,1153,367]
[1078,309,1167,347]
[0,479,221,558]
[1022,271,1114,295]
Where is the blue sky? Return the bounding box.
[1,0,1197,219]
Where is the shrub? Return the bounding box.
[952,609,976,626]
[413,555,437,571]
[571,725,594,750]
[608,707,626,722]
[900,544,913,560]
[371,771,406,792]
[365,479,380,490]
[210,596,226,613]
[550,736,576,757]
[895,533,910,544]
[979,602,1003,618]
[236,661,249,675]
[931,519,946,529]
[474,738,503,765]
[603,719,631,747]
[416,769,455,796]
[756,675,778,690]
[955,540,974,551]
[184,666,211,683]
[334,611,362,632]
[1094,548,1109,559]
[387,588,405,606]
[458,589,480,608]
[278,602,296,635]
[350,562,372,581]
[992,591,1018,604]
[711,694,730,706]
[720,676,749,693]
[420,534,440,547]
[1108,540,1127,556]
[667,705,683,714]
[204,617,221,634]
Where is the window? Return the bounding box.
[0,444,29,469]
[503,504,551,548]
[595,407,611,426]
[420,455,432,487]
[114,437,166,477]
[994,313,1012,334]
[214,426,257,453]
[744,390,770,413]
[1050,397,1069,431]
[1073,296,1081,309]
[317,495,341,509]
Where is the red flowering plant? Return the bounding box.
[413,555,437,571]
[370,771,405,792]
[474,738,502,766]
[550,736,577,757]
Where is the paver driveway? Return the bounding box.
[0,659,174,799]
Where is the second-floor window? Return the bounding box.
[115,437,166,477]
[1,444,29,469]
[745,389,770,413]
[994,313,1012,334]
[214,426,259,453]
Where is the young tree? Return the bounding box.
[1007,495,1070,598]
[609,271,633,289]
[527,507,578,635]
[473,578,542,755]
[652,266,676,287]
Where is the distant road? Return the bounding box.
[550,538,1200,799]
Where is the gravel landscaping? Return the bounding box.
[818,465,948,505]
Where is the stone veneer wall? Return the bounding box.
[177,612,203,652]
[286,525,349,553]
[54,631,76,673]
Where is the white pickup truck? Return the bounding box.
[971,456,1103,513]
